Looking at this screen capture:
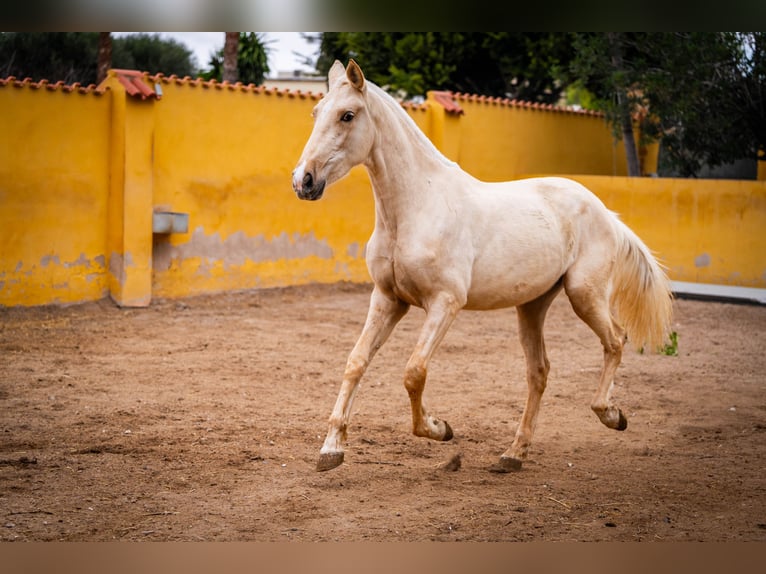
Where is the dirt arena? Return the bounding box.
[1,282,764,541]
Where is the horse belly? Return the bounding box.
[461,190,578,310]
[464,266,563,310]
[464,228,571,310]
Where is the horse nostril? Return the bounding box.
[303,172,313,190]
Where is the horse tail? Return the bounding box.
[610,218,674,352]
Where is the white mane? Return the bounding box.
[365,81,457,169]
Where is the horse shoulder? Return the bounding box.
[365,227,396,284]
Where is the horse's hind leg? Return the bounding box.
[491,282,562,473]
[317,287,409,471]
[565,279,628,431]
[403,292,463,443]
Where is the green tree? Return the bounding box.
[455,32,575,102]
[0,32,100,84]
[568,32,766,177]
[111,33,197,77]
[0,32,197,84]
[736,33,766,164]
[201,32,271,85]
[317,32,574,103]
[567,33,643,176]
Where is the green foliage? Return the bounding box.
[477,32,574,103]
[111,33,197,78]
[564,80,597,110]
[661,331,679,357]
[317,32,574,103]
[0,32,100,84]
[628,33,757,177]
[386,33,456,97]
[0,32,197,84]
[567,32,766,177]
[200,32,271,85]
[317,32,765,176]
[638,330,678,356]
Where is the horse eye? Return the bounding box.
[341,111,355,123]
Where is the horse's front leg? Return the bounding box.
[317,287,409,471]
[404,292,463,443]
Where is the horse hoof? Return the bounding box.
[597,407,629,431]
[488,456,522,473]
[442,421,454,441]
[316,452,344,472]
[616,410,628,431]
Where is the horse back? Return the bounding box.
[460,176,617,309]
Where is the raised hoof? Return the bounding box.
[488,456,523,473]
[316,452,344,472]
[616,410,628,431]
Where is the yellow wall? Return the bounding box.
[1,73,763,308]
[569,175,766,287]
[0,82,111,306]
[447,95,630,180]
[147,81,377,298]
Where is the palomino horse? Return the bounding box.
[292,60,673,473]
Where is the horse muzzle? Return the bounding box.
[292,165,326,201]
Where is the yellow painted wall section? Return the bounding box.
[2,73,764,307]
[0,82,111,306]
[567,175,766,287]
[148,81,377,298]
[118,98,156,305]
[448,95,631,181]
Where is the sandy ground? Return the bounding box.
[1,282,765,541]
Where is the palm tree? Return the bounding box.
[97,32,112,83]
[223,32,238,83]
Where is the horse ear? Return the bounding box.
[328,60,345,85]
[346,59,365,91]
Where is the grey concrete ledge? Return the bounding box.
[671,281,766,305]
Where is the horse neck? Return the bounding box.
[363,85,455,230]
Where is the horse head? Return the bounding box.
[292,60,375,201]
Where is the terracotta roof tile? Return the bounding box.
[450,91,603,117]
[5,70,603,117]
[429,90,464,115]
[401,101,427,112]
[0,76,106,95]
[148,72,324,100]
[110,69,159,100]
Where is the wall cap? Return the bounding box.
[0,76,108,95]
